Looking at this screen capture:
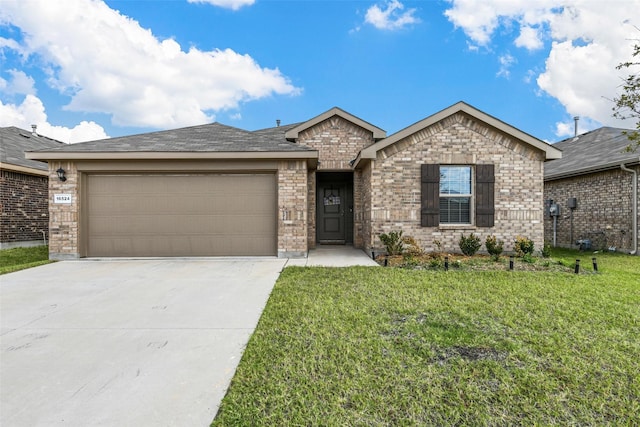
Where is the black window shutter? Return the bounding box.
[421,164,439,227]
[475,164,495,227]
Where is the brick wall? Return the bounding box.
[278,160,308,257]
[544,167,639,252]
[297,115,375,248]
[365,112,546,255]
[47,161,80,259]
[0,170,49,246]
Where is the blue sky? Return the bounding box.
[1,0,639,143]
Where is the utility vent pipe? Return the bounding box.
[620,160,638,255]
[276,119,281,127]
[31,124,38,136]
[573,116,579,137]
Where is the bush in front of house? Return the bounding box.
[459,233,481,256]
[402,236,424,257]
[379,231,405,255]
[485,235,504,261]
[514,235,535,257]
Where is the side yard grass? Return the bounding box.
[213,249,640,425]
[0,245,52,275]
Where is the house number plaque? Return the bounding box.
[54,194,72,204]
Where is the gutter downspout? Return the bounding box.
[621,160,638,255]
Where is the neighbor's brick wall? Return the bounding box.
[0,170,49,245]
[48,161,81,259]
[297,115,375,247]
[365,112,546,255]
[544,167,638,252]
[278,160,308,257]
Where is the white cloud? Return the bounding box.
[515,25,543,50]
[2,69,36,95]
[0,94,109,143]
[0,0,299,130]
[365,0,420,31]
[444,0,640,131]
[497,54,516,78]
[187,0,255,10]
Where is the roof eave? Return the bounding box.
[545,158,640,181]
[25,150,319,161]
[361,101,562,161]
[0,162,49,176]
[284,107,386,141]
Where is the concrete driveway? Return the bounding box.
[0,258,286,427]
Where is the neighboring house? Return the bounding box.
[0,126,64,249]
[544,127,640,254]
[26,102,561,260]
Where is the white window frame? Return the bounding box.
[439,165,473,225]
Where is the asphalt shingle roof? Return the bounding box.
[544,127,640,180]
[29,122,313,153]
[0,126,64,171]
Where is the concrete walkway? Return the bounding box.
[286,245,379,267]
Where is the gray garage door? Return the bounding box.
[86,174,277,257]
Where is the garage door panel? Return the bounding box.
[86,174,276,257]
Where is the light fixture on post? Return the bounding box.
[56,167,67,182]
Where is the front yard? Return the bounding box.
[213,249,640,425]
[0,245,51,275]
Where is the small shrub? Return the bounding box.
[459,233,481,256]
[432,239,443,252]
[541,244,551,258]
[522,253,536,264]
[379,231,404,256]
[485,235,504,261]
[514,236,535,257]
[428,258,442,269]
[402,236,424,257]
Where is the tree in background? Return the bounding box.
[613,41,640,151]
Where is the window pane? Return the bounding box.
[440,166,471,195]
[439,197,470,223]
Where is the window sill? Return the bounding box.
[438,224,476,231]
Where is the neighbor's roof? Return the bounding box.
[0,126,64,175]
[26,122,317,161]
[544,127,640,180]
[355,101,562,167]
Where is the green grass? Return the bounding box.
[0,245,52,275]
[213,249,640,426]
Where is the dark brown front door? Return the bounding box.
[317,184,347,243]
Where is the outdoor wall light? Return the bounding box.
[56,167,67,182]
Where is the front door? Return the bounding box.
[317,184,347,243]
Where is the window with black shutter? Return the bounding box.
[420,163,495,227]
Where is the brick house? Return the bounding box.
[27,102,560,260]
[1,126,64,249]
[544,127,640,254]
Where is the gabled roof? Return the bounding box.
[545,127,640,180]
[0,126,64,175]
[26,122,317,162]
[284,107,386,141]
[355,101,562,166]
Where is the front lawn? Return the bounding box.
[0,245,52,275]
[213,249,640,425]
